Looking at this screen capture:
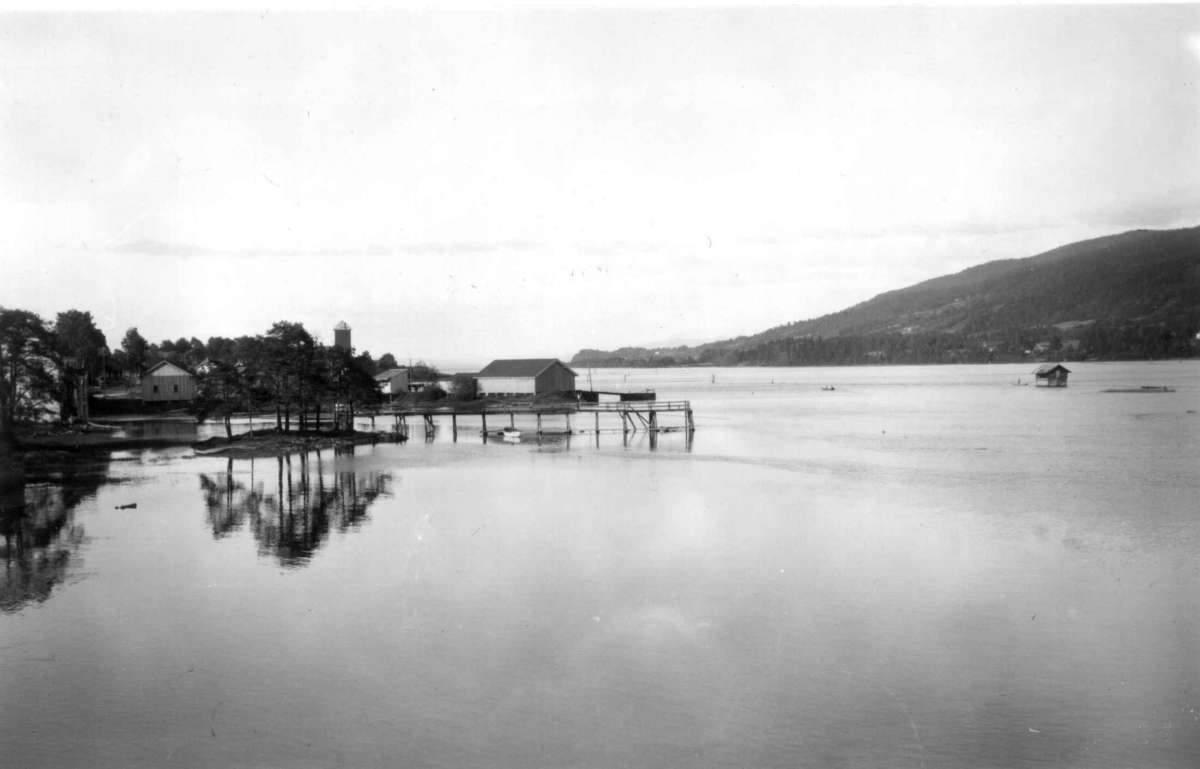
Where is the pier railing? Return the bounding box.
[375,399,692,416]
[370,398,695,437]
[577,400,691,412]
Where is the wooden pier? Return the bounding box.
[370,399,694,444]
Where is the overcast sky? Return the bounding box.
[2,6,1198,368]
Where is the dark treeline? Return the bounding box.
[189,320,386,439]
[574,319,1199,368]
[0,305,444,441]
[2,306,112,437]
[721,320,1198,366]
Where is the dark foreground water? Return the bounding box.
[2,362,1198,768]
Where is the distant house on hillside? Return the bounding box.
[475,359,577,397]
[375,368,410,400]
[1033,363,1070,388]
[141,360,196,402]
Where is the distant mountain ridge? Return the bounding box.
[572,225,1200,367]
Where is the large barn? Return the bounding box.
[475,358,577,397]
[140,360,197,402]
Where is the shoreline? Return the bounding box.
[192,428,406,458]
[2,424,405,464]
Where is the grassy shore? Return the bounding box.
[192,428,406,458]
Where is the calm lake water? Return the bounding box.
[3,361,1198,768]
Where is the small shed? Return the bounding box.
[1033,363,1071,387]
[375,368,410,400]
[475,358,577,397]
[141,360,196,402]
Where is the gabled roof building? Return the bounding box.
[374,368,410,399]
[475,358,577,397]
[1033,363,1070,387]
[141,360,197,402]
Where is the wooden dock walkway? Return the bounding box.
[367,399,694,442]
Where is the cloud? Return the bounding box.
[110,239,540,258]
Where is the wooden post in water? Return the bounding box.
[452,413,457,442]
[594,412,599,435]
[509,413,515,428]
[565,413,571,433]
[481,412,488,442]
[536,413,542,435]
[648,410,657,433]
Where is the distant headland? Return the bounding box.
[572,226,1200,368]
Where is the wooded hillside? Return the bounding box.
[572,226,1200,367]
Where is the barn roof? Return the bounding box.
[374,368,408,381]
[144,360,195,377]
[1033,363,1071,374]
[476,358,577,378]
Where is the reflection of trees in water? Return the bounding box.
[1,464,101,613]
[198,449,391,567]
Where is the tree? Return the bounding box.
[347,352,383,417]
[0,308,58,442]
[376,352,399,372]
[54,310,106,381]
[449,373,477,401]
[325,347,381,430]
[122,327,149,377]
[264,321,316,432]
[195,359,248,440]
[205,336,237,363]
[408,361,440,382]
[184,337,206,368]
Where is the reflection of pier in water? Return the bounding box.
[198,447,392,567]
[1,464,101,613]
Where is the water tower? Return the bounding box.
[333,321,352,351]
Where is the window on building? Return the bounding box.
[153,385,159,394]
[173,384,179,393]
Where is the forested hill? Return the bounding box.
[572,225,1200,367]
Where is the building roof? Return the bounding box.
[1033,363,1071,374]
[144,360,195,377]
[374,368,408,381]
[334,321,350,331]
[476,358,578,378]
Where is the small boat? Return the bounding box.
[821,386,836,391]
[501,427,521,441]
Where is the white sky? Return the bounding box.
[2,6,1198,368]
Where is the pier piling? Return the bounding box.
[370,399,694,445]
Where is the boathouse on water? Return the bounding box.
[475,359,577,397]
[140,360,196,402]
[1033,363,1071,387]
